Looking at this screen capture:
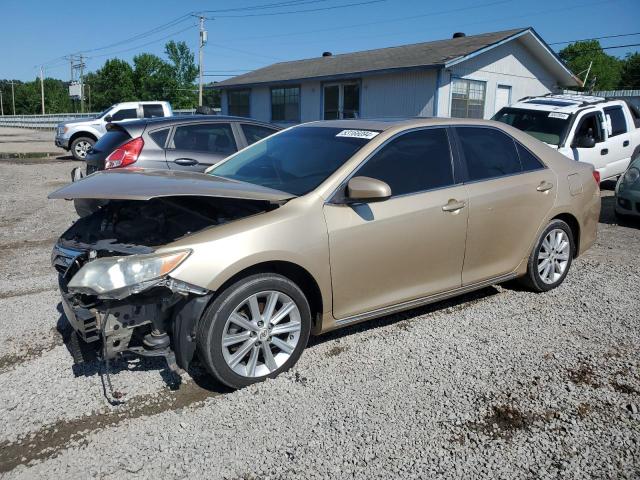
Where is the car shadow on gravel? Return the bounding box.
[309,286,500,348]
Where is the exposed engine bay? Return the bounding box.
[52,195,279,386]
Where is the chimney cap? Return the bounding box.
[322,51,333,57]
[452,32,466,38]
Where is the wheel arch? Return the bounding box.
[69,131,98,144]
[212,260,325,333]
[551,212,580,258]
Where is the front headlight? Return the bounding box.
[68,250,190,298]
[624,167,639,185]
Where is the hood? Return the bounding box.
[58,117,98,127]
[48,168,295,202]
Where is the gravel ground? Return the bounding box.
[0,160,638,479]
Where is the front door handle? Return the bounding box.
[536,181,554,192]
[174,157,199,166]
[601,148,608,155]
[442,199,466,212]
[623,140,630,147]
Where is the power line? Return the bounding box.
[226,0,512,43]
[549,32,640,45]
[205,0,386,18]
[198,0,331,14]
[86,24,196,60]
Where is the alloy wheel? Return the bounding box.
[537,228,570,284]
[221,290,302,377]
[74,141,91,158]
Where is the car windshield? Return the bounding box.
[493,107,571,146]
[208,126,378,195]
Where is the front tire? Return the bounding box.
[520,219,574,292]
[70,136,95,160]
[197,273,311,389]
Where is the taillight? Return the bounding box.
[592,170,600,185]
[105,137,144,169]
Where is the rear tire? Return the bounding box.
[520,219,574,292]
[197,273,311,389]
[70,136,95,160]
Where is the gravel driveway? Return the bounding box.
[0,159,638,479]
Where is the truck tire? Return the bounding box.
[70,136,95,160]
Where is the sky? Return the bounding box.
[1,0,639,82]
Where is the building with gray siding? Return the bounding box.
[216,28,581,125]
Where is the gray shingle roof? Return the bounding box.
[217,28,527,88]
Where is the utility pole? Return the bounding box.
[10,80,16,115]
[79,54,85,113]
[40,66,46,114]
[0,90,4,116]
[198,15,207,107]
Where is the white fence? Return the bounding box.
[0,109,198,129]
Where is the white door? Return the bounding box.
[603,105,634,178]
[495,85,512,114]
[567,110,611,178]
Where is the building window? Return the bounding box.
[228,90,250,117]
[271,86,300,122]
[451,78,486,119]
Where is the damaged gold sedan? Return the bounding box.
[50,119,600,389]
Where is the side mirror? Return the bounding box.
[346,176,391,202]
[104,115,113,122]
[572,135,596,149]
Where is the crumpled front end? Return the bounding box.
[52,194,278,371]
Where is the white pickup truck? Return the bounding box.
[493,94,640,181]
[55,101,173,160]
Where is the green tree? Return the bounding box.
[89,59,136,110]
[164,40,198,108]
[619,52,640,89]
[559,40,622,91]
[133,53,172,100]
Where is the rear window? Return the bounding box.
[457,127,520,181]
[143,104,165,118]
[604,106,627,137]
[149,128,169,148]
[91,130,131,154]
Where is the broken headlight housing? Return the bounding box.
[68,250,191,298]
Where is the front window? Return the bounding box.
[451,78,486,119]
[228,90,251,117]
[493,108,571,146]
[271,87,300,122]
[111,108,138,121]
[209,127,377,195]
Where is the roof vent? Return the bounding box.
[452,32,466,38]
[322,51,333,57]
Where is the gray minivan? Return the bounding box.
[82,116,280,175]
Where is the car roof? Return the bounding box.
[506,94,624,114]
[110,115,281,132]
[298,117,513,131]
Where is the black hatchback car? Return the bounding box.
[82,116,281,175]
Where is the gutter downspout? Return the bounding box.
[434,67,442,117]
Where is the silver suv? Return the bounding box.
[81,115,280,175]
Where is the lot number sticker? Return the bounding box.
[336,130,380,140]
[548,112,570,120]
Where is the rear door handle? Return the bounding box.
[536,181,554,192]
[601,148,608,155]
[623,140,630,147]
[174,157,199,166]
[442,199,466,212]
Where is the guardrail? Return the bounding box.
[0,109,198,129]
